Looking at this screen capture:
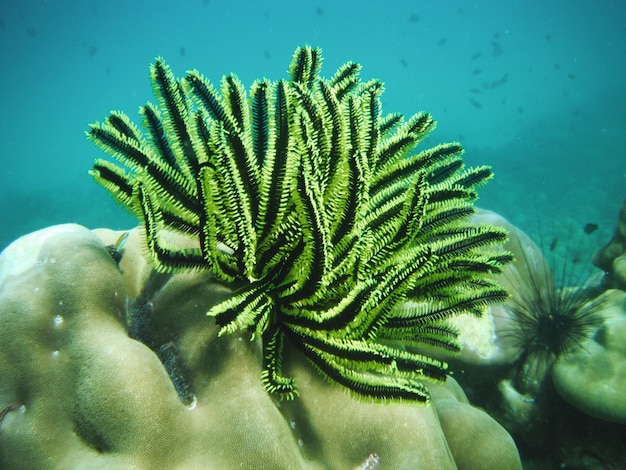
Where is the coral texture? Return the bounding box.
[446,209,545,366]
[0,225,522,468]
[552,289,626,424]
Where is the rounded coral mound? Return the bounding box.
[552,289,626,425]
[594,199,626,290]
[0,224,521,469]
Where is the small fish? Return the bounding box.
[357,453,381,470]
[491,42,503,57]
[106,232,130,265]
[469,98,482,109]
[490,73,509,89]
[583,223,598,235]
[549,237,558,252]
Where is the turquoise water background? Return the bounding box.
[1,0,624,263]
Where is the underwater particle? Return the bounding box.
[54,314,63,326]
[357,453,381,470]
[409,13,420,23]
[88,45,97,58]
[180,47,186,57]
[186,394,197,410]
[583,223,598,235]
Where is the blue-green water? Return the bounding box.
[1,0,624,257]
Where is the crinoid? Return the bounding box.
[88,46,511,403]
[504,225,605,394]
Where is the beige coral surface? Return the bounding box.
[552,289,626,425]
[0,224,521,469]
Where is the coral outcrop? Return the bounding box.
[0,224,522,468]
[552,289,626,425]
[442,209,626,468]
[445,209,544,367]
[0,46,523,467]
[594,199,626,290]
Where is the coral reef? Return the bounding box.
[443,210,626,468]
[594,199,626,290]
[0,46,523,467]
[0,224,522,468]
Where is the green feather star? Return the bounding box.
[88,46,511,403]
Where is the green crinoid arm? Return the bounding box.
[89,45,512,404]
[285,326,447,403]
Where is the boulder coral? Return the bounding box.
[552,289,626,425]
[0,224,521,469]
[594,199,626,290]
[444,209,547,367]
